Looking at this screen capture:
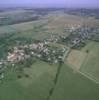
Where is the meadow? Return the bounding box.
[50,64,99,100]
[0,61,58,100]
[0,19,48,34]
[66,41,99,84]
[80,42,99,83]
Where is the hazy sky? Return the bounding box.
[0,0,99,8]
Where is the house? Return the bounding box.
[0,62,3,65]
[52,50,56,54]
[43,48,48,53]
[7,53,17,62]
[29,44,38,49]
[48,58,51,61]
[44,41,49,45]
[54,59,58,63]
[38,43,44,49]
[31,51,35,55]
[7,47,25,63]
[72,38,81,45]
[37,54,42,58]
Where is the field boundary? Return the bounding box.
[67,63,99,84]
[78,71,99,84]
[66,64,99,84]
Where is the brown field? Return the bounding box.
[66,50,87,71]
[47,15,83,28]
[43,14,84,36]
[84,17,99,28]
[45,14,99,29]
[42,14,99,37]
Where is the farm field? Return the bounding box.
[66,50,87,71]
[45,14,99,29]
[18,60,58,87]
[0,9,43,26]
[80,42,99,83]
[0,13,99,37]
[66,42,99,83]
[50,64,99,100]
[0,61,58,100]
[0,19,48,34]
[81,41,96,52]
[43,14,84,36]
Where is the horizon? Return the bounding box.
[0,0,99,9]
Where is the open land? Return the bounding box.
[80,42,99,83]
[0,8,99,100]
[66,50,87,71]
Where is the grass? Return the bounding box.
[80,42,99,83]
[0,18,51,41]
[48,43,66,48]
[81,41,96,52]
[50,64,99,100]
[0,19,47,34]
[8,30,50,41]
[18,60,58,87]
[0,61,58,100]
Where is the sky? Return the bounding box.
[0,0,99,8]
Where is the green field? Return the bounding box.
[1,62,99,100]
[0,19,48,34]
[65,41,99,83]
[50,64,99,100]
[0,61,58,100]
[80,42,99,83]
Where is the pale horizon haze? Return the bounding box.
[0,0,99,8]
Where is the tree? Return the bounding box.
[86,50,89,53]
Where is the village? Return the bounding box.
[58,26,99,49]
[0,24,99,80]
[43,25,99,49]
[0,39,68,80]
